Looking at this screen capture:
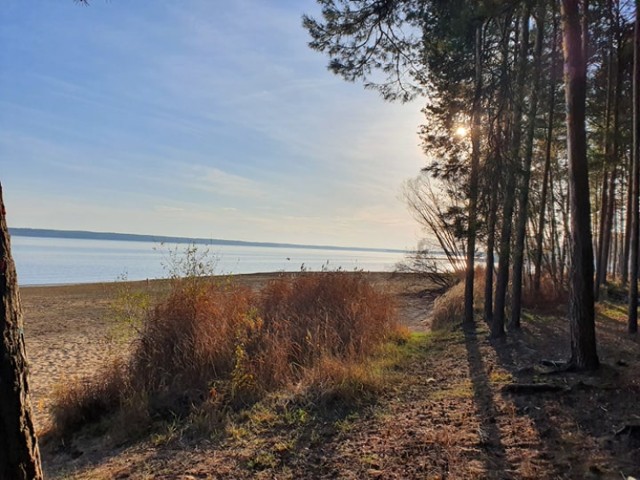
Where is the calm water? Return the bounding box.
[11,236,408,286]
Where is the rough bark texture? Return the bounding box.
[0,183,43,480]
[561,0,599,370]
[464,25,483,326]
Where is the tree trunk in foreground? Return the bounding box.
[0,183,43,480]
[561,0,599,370]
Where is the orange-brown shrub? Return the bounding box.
[259,272,399,365]
[51,272,399,436]
[130,281,257,405]
[49,359,127,435]
[522,275,568,313]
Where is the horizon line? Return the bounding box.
[10,227,409,255]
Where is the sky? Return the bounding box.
[0,0,428,250]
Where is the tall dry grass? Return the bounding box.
[50,272,401,437]
[430,267,485,331]
[522,275,568,313]
[430,268,568,332]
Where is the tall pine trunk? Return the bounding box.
[595,0,616,299]
[484,182,498,323]
[492,4,530,338]
[605,37,623,283]
[561,0,599,370]
[534,5,559,294]
[621,147,633,284]
[628,4,639,334]
[0,183,43,480]
[602,168,617,283]
[510,2,545,330]
[550,157,561,285]
[464,24,483,326]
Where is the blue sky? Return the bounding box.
[1,0,426,250]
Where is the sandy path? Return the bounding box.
[22,283,126,431]
[20,272,431,432]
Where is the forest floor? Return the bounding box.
[22,273,640,479]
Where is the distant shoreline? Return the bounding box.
[19,271,412,291]
[10,228,408,255]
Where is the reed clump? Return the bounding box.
[50,272,400,438]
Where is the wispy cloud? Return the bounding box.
[178,164,266,199]
[1,0,426,249]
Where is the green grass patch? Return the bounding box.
[596,301,627,322]
[429,381,474,401]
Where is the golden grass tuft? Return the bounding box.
[302,355,384,406]
[49,359,127,436]
[430,266,484,331]
[50,272,400,438]
[431,281,466,331]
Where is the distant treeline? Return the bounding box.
[10,228,406,255]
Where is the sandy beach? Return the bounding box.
[21,272,432,433]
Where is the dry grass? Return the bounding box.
[431,268,568,331]
[49,359,127,435]
[431,281,466,331]
[431,267,485,331]
[49,272,400,439]
[522,274,568,313]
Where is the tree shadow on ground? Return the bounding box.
[484,306,640,478]
[462,323,514,478]
[42,395,367,479]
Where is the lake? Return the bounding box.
[11,235,409,286]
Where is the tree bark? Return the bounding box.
[0,183,43,479]
[628,4,639,334]
[464,24,483,326]
[534,5,559,294]
[550,163,561,286]
[484,183,498,323]
[595,0,616,299]
[493,3,530,338]
[510,1,545,330]
[605,32,623,283]
[561,0,599,369]
[601,167,617,283]
[621,146,633,284]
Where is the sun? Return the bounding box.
[454,126,468,137]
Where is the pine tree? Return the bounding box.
[0,183,43,480]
